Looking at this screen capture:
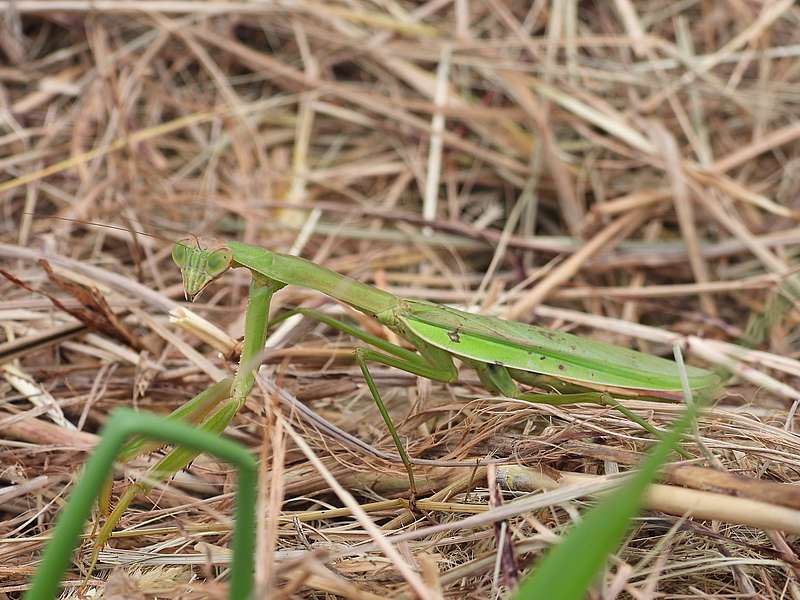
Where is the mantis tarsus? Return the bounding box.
[90,238,718,564]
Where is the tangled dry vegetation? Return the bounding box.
[1,1,800,598]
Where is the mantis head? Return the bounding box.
[171,239,233,301]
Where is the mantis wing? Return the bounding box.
[401,301,718,393]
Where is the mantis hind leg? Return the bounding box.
[472,362,689,457]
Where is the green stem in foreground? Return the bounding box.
[24,409,257,600]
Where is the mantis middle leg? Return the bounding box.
[274,308,457,496]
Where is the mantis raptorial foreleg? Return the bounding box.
[95,378,233,531]
[90,276,285,567]
[90,398,241,569]
[25,408,258,600]
[103,379,233,482]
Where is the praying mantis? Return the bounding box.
[86,237,719,567]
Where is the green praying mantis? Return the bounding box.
[167,239,718,492]
[51,237,719,582]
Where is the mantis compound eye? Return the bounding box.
[171,239,192,267]
[206,248,233,277]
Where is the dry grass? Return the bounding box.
[1,1,800,598]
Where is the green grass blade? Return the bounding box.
[24,408,257,600]
[513,400,698,599]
